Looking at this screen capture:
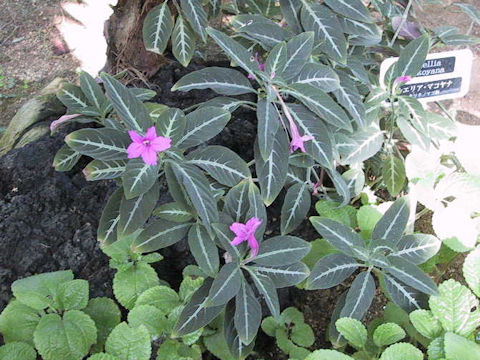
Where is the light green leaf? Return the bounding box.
[394,34,430,78]
[33,310,97,360]
[173,67,255,95]
[324,0,373,23]
[444,332,480,360]
[283,32,314,80]
[181,0,208,42]
[0,300,41,345]
[155,108,186,145]
[57,279,89,311]
[464,246,480,297]
[128,305,166,336]
[177,106,231,149]
[382,155,406,197]
[132,219,191,253]
[255,236,311,266]
[101,73,152,132]
[186,145,250,187]
[305,350,354,360]
[0,342,36,360]
[408,309,442,339]
[105,323,151,360]
[188,224,219,277]
[300,2,347,62]
[387,257,438,296]
[373,323,406,347]
[235,281,262,345]
[97,188,122,246]
[335,317,367,349]
[153,202,193,222]
[118,182,159,236]
[88,354,118,360]
[315,200,357,227]
[143,2,174,54]
[113,262,159,309]
[53,144,81,172]
[294,62,340,92]
[257,99,280,161]
[172,15,196,67]
[307,253,359,290]
[122,159,159,199]
[135,285,181,312]
[253,262,310,288]
[65,128,130,161]
[291,322,314,347]
[84,160,126,181]
[379,343,423,360]
[281,182,311,235]
[83,297,121,353]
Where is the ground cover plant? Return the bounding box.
[1,0,480,359]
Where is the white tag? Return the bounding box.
[379,49,473,103]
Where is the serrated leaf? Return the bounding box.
[291,322,314,347]
[87,354,117,360]
[57,279,89,311]
[464,246,480,297]
[234,281,262,345]
[174,279,224,336]
[122,158,159,199]
[101,73,152,132]
[244,267,280,318]
[207,262,243,307]
[300,2,347,62]
[379,343,423,360]
[128,304,167,336]
[305,350,354,360]
[384,274,425,312]
[188,224,219,277]
[118,182,159,236]
[97,188,122,246]
[372,197,410,247]
[135,285,181,313]
[444,332,480,360]
[386,257,438,295]
[84,159,126,181]
[307,253,360,290]
[325,0,373,23]
[171,162,219,228]
[83,297,121,353]
[177,106,231,149]
[257,99,280,161]
[0,342,36,360]
[206,27,257,74]
[181,0,208,42]
[155,108,186,145]
[335,317,367,349]
[283,32,314,80]
[382,155,406,196]
[33,310,97,360]
[143,3,174,55]
[186,145,250,187]
[172,15,196,67]
[429,279,480,337]
[373,323,405,347]
[0,300,41,345]
[173,67,255,95]
[408,309,442,339]
[284,83,352,131]
[394,34,430,78]
[255,127,289,206]
[281,182,311,235]
[426,337,445,360]
[390,234,440,265]
[254,236,311,266]
[113,262,159,309]
[53,144,81,171]
[310,217,365,257]
[253,262,310,288]
[294,62,340,92]
[315,200,357,227]
[105,322,151,360]
[133,219,191,253]
[65,128,130,161]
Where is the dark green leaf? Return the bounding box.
[207,262,243,307]
[188,224,219,277]
[283,32,314,80]
[372,197,410,247]
[132,219,191,253]
[155,108,186,145]
[281,182,311,235]
[394,34,430,78]
[339,271,375,320]
[53,145,81,172]
[172,15,196,67]
[325,0,373,23]
[254,236,311,266]
[382,155,406,197]
[97,188,123,246]
[153,202,193,222]
[235,281,262,345]
[307,254,360,290]
[122,159,159,199]
[387,257,438,295]
[384,274,426,312]
[181,0,208,42]
[84,159,126,181]
[143,3,174,54]
[390,234,440,265]
[245,268,280,318]
[294,62,340,92]
[253,262,310,288]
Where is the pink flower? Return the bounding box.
[51,114,82,132]
[248,73,255,80]
[258,63,265,72]
[395,75,412,83]
[127,126,171,165]
[230,217,263,259]
[289,122,314,153]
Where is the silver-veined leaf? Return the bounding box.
[129,88,156,102]
[177,106,231,149]
[57,84,92,113]
[257,99,280,160]
[100,73,152,132]
[53,144,81,172]
[212,223,243,262]
[281,182,311,235]
[225,301,256,357]
[143,2,174,55]
[223,180,250,223]
[207,262,243,307]
[387,257,438,295]
[132,219,191,253]
[310,217,365,257]
[254,236,311,266]
[155,108,186,145]
[339,271,375,320]
[397,116,430,151]
[293,62,340,92]
[334,71,367,128]
[283,32,314,80]
[235,281,261,345]
[372,197,410,246]
[265,41,287,78]
[382,155,406,197]
[252,262,310,288]
[79,71,108,113]
[180,0,208,42]
[336,125,384,165]
[122,159,159,199]
[172,15,196,67]
[284,83,352,131]
[188,224,219,277]
[307,254,360,290]
[97,188,123,246]
[65,128,130,161]
[247,181,268,239]
[172,67,255,95]
[325,0,373,23]
[153,202,193,222]
[84,159,126,181]
[237,22,288,48]
[186,145,250,187]
[389,234,441,265]
[342,18,382,42]
[300,2,347,63]
[455,3,480,25]
[118,182,159,237]
[384,274,426,312]
[394,34,430,78]
[255,128,289,206]
[199,97,249,112]
[279,0,302,33]
[244,267,280,318]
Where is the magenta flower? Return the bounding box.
[230,217,263,259]
[395,75,412,83]
[127,126,171,165]
[289,122,314,153]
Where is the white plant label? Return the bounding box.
[380,48,474,103]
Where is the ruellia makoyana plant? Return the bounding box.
[2,0,477,359]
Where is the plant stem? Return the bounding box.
[389,0,414,47]
[415,207,431,220]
